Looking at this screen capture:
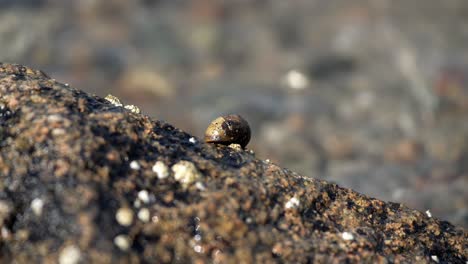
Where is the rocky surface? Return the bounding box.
[0,63,466,263]
[1,1,467,228]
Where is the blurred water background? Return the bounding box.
[0,0,467,227]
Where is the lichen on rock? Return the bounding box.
[0,63,466,263]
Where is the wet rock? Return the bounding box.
[0,63,466,263]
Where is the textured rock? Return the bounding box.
[0,63,466,263]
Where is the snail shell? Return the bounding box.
[204,114,251,148]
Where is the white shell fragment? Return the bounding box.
[172,161,202,188]
[116,207,134,226]
[59,245,82,264]
[189,137,197,144]
[152,161,169,179]
[284,197,300,209]
[341,232,354,241]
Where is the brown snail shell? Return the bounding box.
[204,114,251,148]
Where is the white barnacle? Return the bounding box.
[105,94,123,106]
[105,94,141,113]
[172,161,202,188]
[124,104,141,114]
[152,161,169,179]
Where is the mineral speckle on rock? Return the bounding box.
[0,63,466,263]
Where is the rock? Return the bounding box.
[0,63,466,263]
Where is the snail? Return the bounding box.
[204,114,251,148]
